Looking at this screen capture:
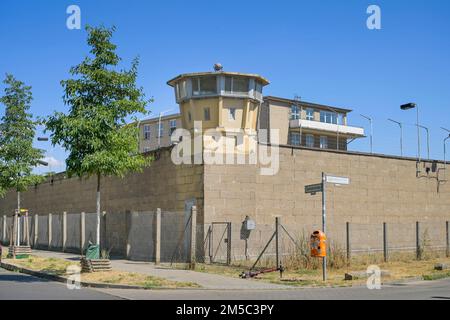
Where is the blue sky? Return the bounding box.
[0,0,450,173]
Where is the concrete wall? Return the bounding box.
[203,146,450,259]
[1,145,449,262]
[0,150,204,220]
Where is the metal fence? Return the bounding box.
[1,210,449,267]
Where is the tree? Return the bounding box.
[0,74,45,214]
[45,26,151,251]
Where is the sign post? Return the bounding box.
[305,173,350,281]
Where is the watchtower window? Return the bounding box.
[224,76,249,94]
[192,76,217,96]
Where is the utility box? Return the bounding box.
[310,230,327,257]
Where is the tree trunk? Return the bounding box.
[96,173,101,247]
[17,190,21,246]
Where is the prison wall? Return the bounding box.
[203,146,450,260]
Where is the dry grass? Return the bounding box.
[80,271,199,289]
[3,254,199,289]
[173,252,450,288]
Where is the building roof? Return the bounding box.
[139,113,181,124]
[167,71,270,87]
[264,96,353,113]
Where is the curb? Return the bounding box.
[0,261,199,290]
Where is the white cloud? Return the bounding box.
[41,156,64,168]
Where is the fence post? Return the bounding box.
[446,221,449,258]
[33,214,38,248]
[275,217,280,267]
[383,222,388,262]
[346,222,351,264]
[226,222,232,266]
[125,210,131,260]
[48,213,52,250]
[2,215,6,245]
[155,208,161,265]
[80,212,85,255]
[416,221,421,260]
[62,212,67,252]
[189,206,197,269]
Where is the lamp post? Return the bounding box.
[401,103,420,161]
[388,119,403,156]
[294,95,302,146]
[360,114,373,153]
[443,134,450,182]
[442,128,450,181]
[418,125,430,160]
[158,109,174,148]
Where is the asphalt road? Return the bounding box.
[0,267,119,300]
[96,278,450,300]
[2,266,450,300]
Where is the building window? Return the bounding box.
[291,105,300,120]
[320,111,342,124]
[169,119,177,135]
[204,107,211,121]
[143,125,151,140]
[306,108,314,121]
[188,112,192,122]
[290,132,301,146]
[320,136,328,149]
[225,77,249,94]
[228,108,236,120]
[192,76,217,96]
[306,134,314,148]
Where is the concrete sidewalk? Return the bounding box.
[29,249,290,290]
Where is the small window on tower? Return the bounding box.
[229,108,236,120]
[204,107,211,121]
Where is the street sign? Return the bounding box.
[305,183,323,194]
[326,175,350,185]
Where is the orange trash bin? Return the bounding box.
[310,230,327,257]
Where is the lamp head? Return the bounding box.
[400,103,417,110]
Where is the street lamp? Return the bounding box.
[158,109,174,148]
[442,128,450,181]
[388,119,403,156]
[400,103,420,161]
[360,114,373,153]
[417,125,430,160]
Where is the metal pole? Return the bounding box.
[158,112,162,148]
[322,172,327,281]
[360,114,373,153]
[383,222,388,262]
[417,106,421,162]
[416,221,421,260]
[418,125,430,160]
[446,221,449,258]
[400,123,403,157]
[389,119,403,157]
[444,136,449,181]
[227,222,232,266]
[275,217,280,267]
[370,118,373,153]
[346,222,351,264]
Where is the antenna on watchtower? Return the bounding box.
[213,63,223,72]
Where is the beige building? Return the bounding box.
[138,113,182,153]
[260,96,365,150]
